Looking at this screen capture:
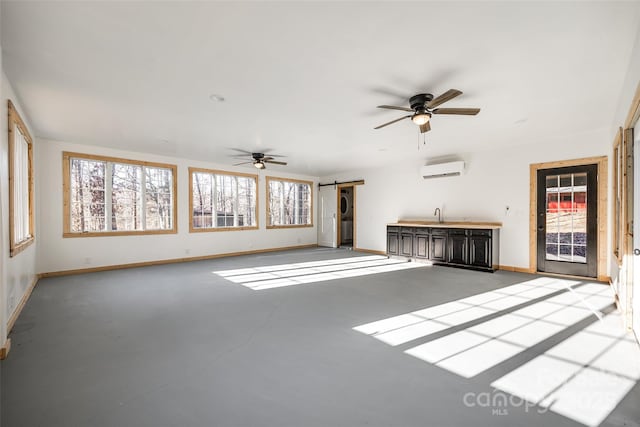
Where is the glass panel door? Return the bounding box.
[537,165,597,277]
[545,172,587,263]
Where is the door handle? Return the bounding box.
[538,227,545,231]
[634,249,640,256]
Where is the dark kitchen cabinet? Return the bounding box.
[448,233,469,265]
[430,233,448,262]
[387,228,399,255]
[386,225,499,272]
[414,234,429,259]
[469,234,492,269]
[400,231,414,257]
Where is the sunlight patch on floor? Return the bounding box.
[491,312,640,427]
[354,277,579,347]
[353,277,635,426]
[213,255,426,290]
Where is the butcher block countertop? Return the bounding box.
[388,219,502,230]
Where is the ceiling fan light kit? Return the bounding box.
[411,112,431,125]
[375,89,480,134]
[232,150,287,169]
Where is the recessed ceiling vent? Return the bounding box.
[420,161,465,179]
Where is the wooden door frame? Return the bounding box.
[335,180,365,248]
[529,156,608,281]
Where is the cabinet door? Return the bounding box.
[469,235,491,268]
[448,234,468,265]
[414,234,429,259]
[431,234,447,262]
[387,232,399,255]
[400,233,414,257]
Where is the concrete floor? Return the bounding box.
[2,248,639,427]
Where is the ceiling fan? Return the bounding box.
[374,89,480,133]
[231,149,287,169]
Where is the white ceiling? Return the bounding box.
[2,1,639,176]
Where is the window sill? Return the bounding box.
[63,229,177,238]
[10,236,34,257]
[189,226,259,233]
[266,224,314,229]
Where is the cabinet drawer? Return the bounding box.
[415,227,430,234]
[471,229,492,237]
[431,228,448,235]
[448,228,467,235]
[388,226,400,232]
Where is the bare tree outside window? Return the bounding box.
[267,178,312,227]
[190,168,257,231]
[65,153,176,236]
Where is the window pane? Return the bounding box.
[70,158,106,232]
[111,163,142,231]
[545,172,587,263]
[192,172,213,228]
[145,166,173,230]
[237,176,256,227]
[13,128,31,242]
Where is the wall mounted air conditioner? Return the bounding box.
[420,161,465,179]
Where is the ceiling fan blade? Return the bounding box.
[427,89,462,108]
[374,115,411,129]
[233,161,253,166]
[377,105,413,112]
[420,122,431,133]
[264,160,287,165]
[230,148,254,155]
[263,156,274,161]
[432,107,480,115]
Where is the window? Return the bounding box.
[189,168,258,231]
[63,152,177,236]
[8,100,34,256]
[266,177,313,228]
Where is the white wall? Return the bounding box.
[321,127,611,270]
[1,72,38,331]
[36,139,319,273]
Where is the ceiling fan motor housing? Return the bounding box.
[409,93,433,111]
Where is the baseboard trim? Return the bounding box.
[598,275,612,284]
[0,338,11,360]
[353,247,387,255]
[38,244,319,278]
[497,265,534,274]
[7,276,39,333]
[535,271,610,283]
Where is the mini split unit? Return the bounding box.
[420,161,465,179]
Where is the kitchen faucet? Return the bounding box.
[434,207,442,223]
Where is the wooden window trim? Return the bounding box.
[613,128,624,265]
[529,156,608,281]
[62,151,178,237]
[188,167,259,233]
[8,100,35,257]
[266,176,314,229]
